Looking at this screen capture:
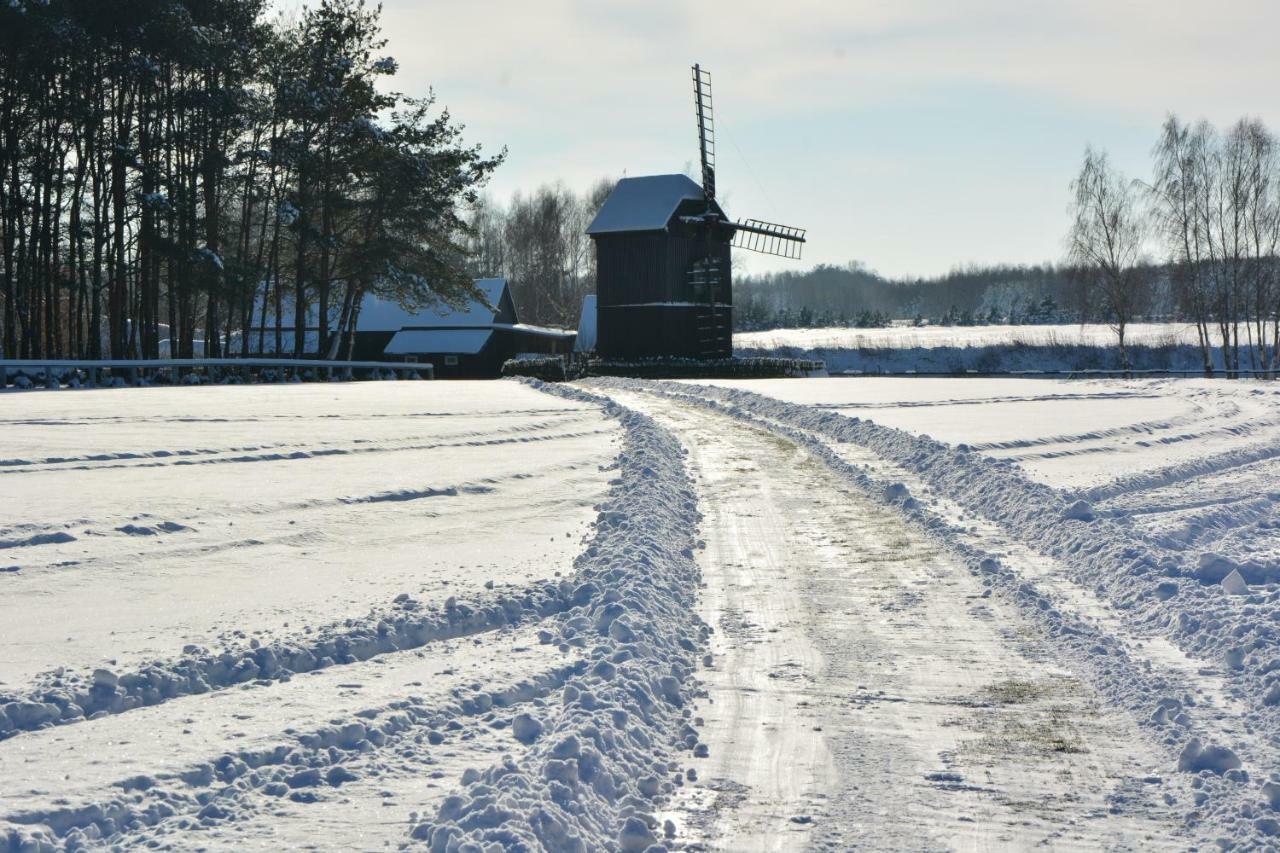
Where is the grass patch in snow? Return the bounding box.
[982,678,1051,705]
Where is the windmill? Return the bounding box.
[585,63,807,360]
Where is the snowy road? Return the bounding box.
[607,388,1183,851]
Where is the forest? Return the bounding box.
[0,0,500,360]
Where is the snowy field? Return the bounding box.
[734,322,1227,374]
[735,322,1202,352]
[4,375,1280,850]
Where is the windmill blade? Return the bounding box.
[692,64,716,201]
[732,219,807,260]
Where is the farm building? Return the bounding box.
[242,278,575,377]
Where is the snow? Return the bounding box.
[737,322,1205,351]
[0,382,617,698]
[603,375,1280,848]
[0,379,711,851]
[694,377,1280,489]
[6,372,1280,849]
[575,295,597,352]
[734,323,1236,374]
[586,174,711,235]
[384,328,492,354]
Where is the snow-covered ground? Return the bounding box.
[4,375,1280,850]
[735,322,1201,352]
[735,323,1230,374]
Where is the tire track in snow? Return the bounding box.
[0,419,610,476]
[1,630,580,850]
[1,575,594,739]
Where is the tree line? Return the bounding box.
[1069,116,1280,375]
[735,262,1078,332]
[0,0,500,360]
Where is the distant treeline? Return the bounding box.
[735,262,1097,331]
[0,0,499,360]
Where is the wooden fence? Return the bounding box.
[0,358,433,389]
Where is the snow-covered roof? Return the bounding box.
[586,175,713,235]
[384,329,492,355]
[246,279,513,334]
[502,323,576,339]
[358,279,509,331]
[575,295,597,352]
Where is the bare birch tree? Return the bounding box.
[1068,147,1150,372]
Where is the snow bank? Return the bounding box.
[407,379,708,851]
[2,587,567,738]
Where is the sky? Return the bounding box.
[375,0,1280,279]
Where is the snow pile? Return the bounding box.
[407,379,707,851]
[593,378,1280,846]
[2,584,569,739]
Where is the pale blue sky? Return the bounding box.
[378,0,1280,277]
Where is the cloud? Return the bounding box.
[375,0,1280,276]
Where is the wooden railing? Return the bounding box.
[0,358,433,388]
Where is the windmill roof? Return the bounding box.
[586,174,714,235]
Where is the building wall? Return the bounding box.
[593,210,733,358]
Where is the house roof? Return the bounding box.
[586,174,719,235]
[356,279,510,331]
[384,329,493,356]
[245,279,514,334]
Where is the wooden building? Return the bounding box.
[241,278,574,378]
[587,174,734,359]
[585,66,805,361]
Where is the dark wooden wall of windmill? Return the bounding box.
[593,219,733,359]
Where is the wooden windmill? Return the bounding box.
[587,64,806,359]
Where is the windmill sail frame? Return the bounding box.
[692,64,716,202]
[731,218,807,260]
